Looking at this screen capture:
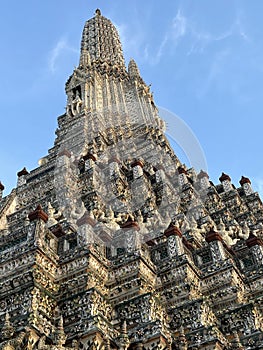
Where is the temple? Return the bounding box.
[0,9,263,350]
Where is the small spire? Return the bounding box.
[219,172,231,182]
[80,9,125,68]
[178,326,187,350]
[105,338,111,350]
[239,175,251,186]
[128,59,141,79]
[197,170,209,179]
[53,316,66,346]
[232,330,244,349]
[121,319,127,335]
[17,167,29,177]
[118,319,129,349]
[1,312,14,339]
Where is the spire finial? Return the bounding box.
[1,312,14,339]
[53,315,66,346]
[80,9,125,67]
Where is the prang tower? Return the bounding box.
[1,9,263,350]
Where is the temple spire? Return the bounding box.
[79,9,125,67]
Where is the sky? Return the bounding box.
[0,0,263,197]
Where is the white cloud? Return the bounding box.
[172,10,187,43]
[144,10,187,65]
[116,8,250,68]
[186,12,249,55]
[143,35,169,66]
[48,38,78,73]
[196,49,230,98]
[155,35,169,63]
[115,9,187,66]
[115,21,165,66]
[144,9,248,65]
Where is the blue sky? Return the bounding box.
[0,0,263,197]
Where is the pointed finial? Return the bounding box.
[1,312,14,339]
[80,8,125,67]
[178,326,187,350]
[53,315,66,346]
[239,175,251,186]
[219,172,231,182]
[17,167,29,177]
[121,319,127,335]
[118,319,129,348]
[58,315,63,327]
[197,170,209,179]
[232,330,244,349]
[128,59,141,79]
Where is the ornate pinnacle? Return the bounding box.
[1,312,14,339]
[219,172,231,182]
[53,316,67,346]
[17,167,29,177]
[232,330,244,349]
[80,10,125,67]
[118,320,129,350]
[178,326,187,350]
[239,175,251,186]
[197,169,209,179]
[128,59,141,80]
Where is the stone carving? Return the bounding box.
[1,8,263,350]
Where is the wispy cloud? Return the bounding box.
[115,9,188,66]
[143,35,169,66]
[196,49,230,98]
[150,10,187,65]
[48,38,78,73]
[172,10,187,43]
[116,8,250,68]
[142,10,187,65]
[187,13,249,55]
